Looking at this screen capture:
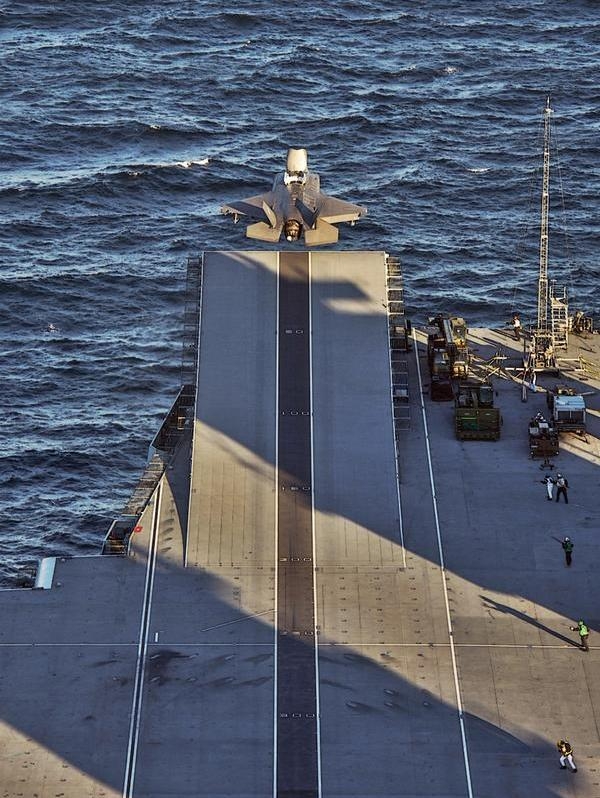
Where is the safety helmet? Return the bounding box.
[564,537,570,541]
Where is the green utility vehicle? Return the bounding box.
[454,381,501,440]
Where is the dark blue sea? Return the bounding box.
[1,2,598,585]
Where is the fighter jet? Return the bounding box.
[220,148,367,246]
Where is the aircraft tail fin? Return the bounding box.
[304,219,339,246]
[296,199,317,229]
[262,201,277,228]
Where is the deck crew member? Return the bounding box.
[556,473,569,503]
[541,475,554,500]
[561,536,573,566]
[570,620,589,651]
[512,313,521,340]
[557,739,577,771]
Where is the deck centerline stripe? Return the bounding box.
[276,251,318,798]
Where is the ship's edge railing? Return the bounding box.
[102,254,203,556]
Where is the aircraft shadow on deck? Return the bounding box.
[0,547,573,797]
[1,251,598,795]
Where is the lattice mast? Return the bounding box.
[537,97,552,330]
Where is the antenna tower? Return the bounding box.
[529,97,569,372]
[537,97,551,330]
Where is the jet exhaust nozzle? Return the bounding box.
[284,219,301,241]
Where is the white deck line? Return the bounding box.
[122,482,163,798]
[1,641,585,650]
[385,294,407,570]
[309,252,323,797]
[413,329,474,798]
[272,252,280,798]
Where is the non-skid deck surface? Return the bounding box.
[0,253,599,797]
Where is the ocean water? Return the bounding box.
[1,1,598,585]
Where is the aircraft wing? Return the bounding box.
[220,192,276,224]
[316,194,367,225]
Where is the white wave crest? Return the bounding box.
[175,158,210,168]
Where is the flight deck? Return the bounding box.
[1,250,599,797]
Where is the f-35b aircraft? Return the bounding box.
[220,148,367,246]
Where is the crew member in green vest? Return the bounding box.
[561,536,574,566]
[570,620,589,651]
